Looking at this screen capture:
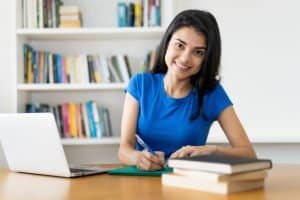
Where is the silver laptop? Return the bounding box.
[0,113,109,177]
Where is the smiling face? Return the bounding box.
[164,26,207,81]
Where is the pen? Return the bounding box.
[135,134,157,156]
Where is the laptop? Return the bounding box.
[0,113,110,177]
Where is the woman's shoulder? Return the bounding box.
[204,83,231,103]
[207,83,226,95]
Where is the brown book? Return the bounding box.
[59,19,81,28]
[162,173,265,194]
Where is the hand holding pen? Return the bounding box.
[135,134,165,171]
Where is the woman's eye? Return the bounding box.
[174,42,184,49]
[195,50,205,57]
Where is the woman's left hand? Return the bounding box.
[170,145,217,159]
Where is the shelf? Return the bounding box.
[61,137,120,145]
[17,83,127,91]
[17,27,165,40]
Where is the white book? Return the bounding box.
[32,0,38,28]
[59,5,80,15]
[116,54,130,83]
[173,168,268,182]
[75,54,89,83]
[51,0,57,28]
[22,0,28,28]
[38,0,43,28]
[143,0,149,27]
[162,174,265,194]
[27,0,34,28]
[69,56,77,83]
[107,56,121,82]
[98,55,111,83]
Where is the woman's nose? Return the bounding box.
[179,50,191,64]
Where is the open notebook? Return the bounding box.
[0,113,110,177]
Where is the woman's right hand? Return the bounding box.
[136,150,165,171]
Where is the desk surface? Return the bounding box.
[0,164,299,200]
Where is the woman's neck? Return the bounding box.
[163,73,192,98]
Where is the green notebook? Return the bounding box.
[108,165,173,176]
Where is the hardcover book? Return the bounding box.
[173,168,268,182]
[168,154,272,174]
[162,173,264,194]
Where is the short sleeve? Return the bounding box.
[203,84,233,121]
[125,73,141,102]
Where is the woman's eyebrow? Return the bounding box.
[175,38,206,49]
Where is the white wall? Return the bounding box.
[174,0,300,142]
[0,0,300,168]
[0,0,14,168]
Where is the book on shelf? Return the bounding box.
[162,173,265,194]
[59,5,82,28]
[117,2,128,27]
[22,0,63,28]
[142,48,156,72]
[134,1,142,27]
[25,101,113,139]
[116,54,130,83]
[116,0,161,27]
[59,5,80,15]
[168,154,272,174]
[22,44,132,84]
[128,3,135,27]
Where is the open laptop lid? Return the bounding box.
[0,113,72,177]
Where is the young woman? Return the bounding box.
[118,10,256,171]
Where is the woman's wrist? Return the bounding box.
[209,145,218,155]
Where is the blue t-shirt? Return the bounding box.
[126,73,232,158]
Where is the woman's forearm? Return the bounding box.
[215,145,256,158]
[118,144,140,165]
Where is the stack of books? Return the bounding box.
[59,5,82,28]
[162,154,272,194]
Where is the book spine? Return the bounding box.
[134,1,142,27]
[69,102,77,138]
[81,102,90,138]
[86,101,97,138]
[92,101,102,138]
[117,2,128,27]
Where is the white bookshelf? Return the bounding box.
[13,0,175,145]
[17,27,165,40]
[17,83,127,91]
[61,137,120,145]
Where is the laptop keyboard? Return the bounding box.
[70,168,96,173]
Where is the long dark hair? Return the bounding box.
[151,10,222,120]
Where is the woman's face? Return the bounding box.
[165,26,207,81]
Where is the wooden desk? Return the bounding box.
[0,164,299,200]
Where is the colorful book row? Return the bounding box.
[23,44,132,84]
[117,0,161,27]
[22,0,63,28]
[25,101,112,139]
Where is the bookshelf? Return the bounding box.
[13,0,175,145]
[61,137,120,145]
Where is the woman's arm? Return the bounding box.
[118,93,164,170]
[214,105,256,158]
[118,93,140,165]
[170,106,256,158]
